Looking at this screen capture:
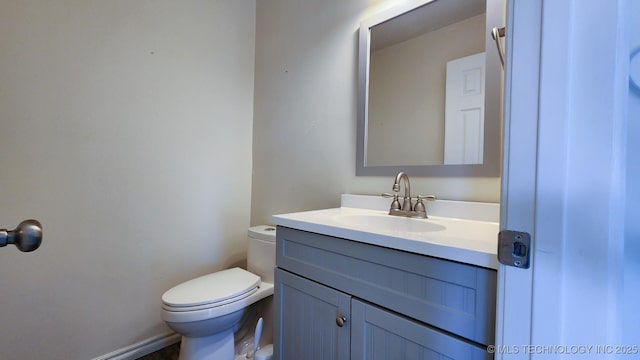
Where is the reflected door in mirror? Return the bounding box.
[444,52,485,164]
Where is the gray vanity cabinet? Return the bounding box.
[274,226,496,360]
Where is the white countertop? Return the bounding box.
[272,196,500,269]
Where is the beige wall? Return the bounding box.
[251,0,500,226]
[0,1,255,359]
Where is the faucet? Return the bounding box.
[382,172,436,218]
[393,172,412,211]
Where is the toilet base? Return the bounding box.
[163,283,275,360]
[179,329,234,360]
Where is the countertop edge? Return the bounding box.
[272,209,499,270]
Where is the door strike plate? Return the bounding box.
[498,230,531,269]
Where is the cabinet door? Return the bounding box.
[351,299,492,360]
[274,269,351,360]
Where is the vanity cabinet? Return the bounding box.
[274,226,496,360]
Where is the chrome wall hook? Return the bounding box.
[492,26,506,68]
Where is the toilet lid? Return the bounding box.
[162,267,260,308]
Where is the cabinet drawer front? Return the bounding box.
[352,299,492,360]
[276,226,496,345]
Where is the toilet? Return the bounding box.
[161,225,276,360]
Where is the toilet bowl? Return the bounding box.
[161,225,276,360]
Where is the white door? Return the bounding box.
[497,0,636,358]
[494,1,538,357]
[444,52,485,164]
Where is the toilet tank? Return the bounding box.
[247,225,276,284]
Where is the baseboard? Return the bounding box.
[92,332,181,360]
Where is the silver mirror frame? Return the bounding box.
[356,0,504,177]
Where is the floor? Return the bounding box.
[136,342,260,360]
[136,343,180,360]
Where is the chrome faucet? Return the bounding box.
[382,172,436,218]
[393,172,412,211]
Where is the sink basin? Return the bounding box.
[333,213,446,233]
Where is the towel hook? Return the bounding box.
[491,26,506,68]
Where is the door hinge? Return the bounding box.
[498,230,531,269]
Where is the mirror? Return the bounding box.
[357,0,504,176]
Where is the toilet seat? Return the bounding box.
[162,282,274,324]
[162,286,259,312]
[162,267,260,312]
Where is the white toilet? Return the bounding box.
[161,225,276,360]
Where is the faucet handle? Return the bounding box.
[381,192,401,211]
[416,195,436,202]
[414,195,436,218]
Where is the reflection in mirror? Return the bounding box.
[357,0,504,176]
